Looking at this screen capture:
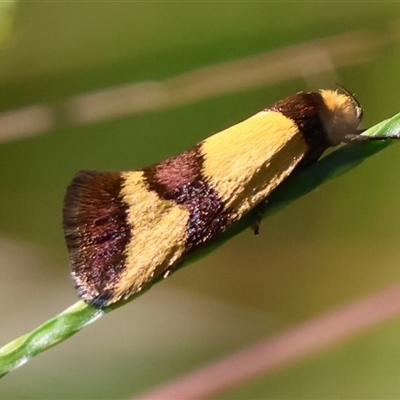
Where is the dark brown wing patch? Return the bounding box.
[63,170,131,306]
[269,92,330,166]
[143,145,230,252]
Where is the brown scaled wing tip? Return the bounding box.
[63,170,131,308]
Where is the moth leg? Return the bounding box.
[253,199,269,235]
[162,263,180,279]
[163,268,174,279]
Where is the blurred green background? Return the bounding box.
[1,2,400,399]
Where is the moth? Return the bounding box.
[63,88,388,308]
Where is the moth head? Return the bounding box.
[319,87,363,145]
